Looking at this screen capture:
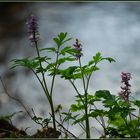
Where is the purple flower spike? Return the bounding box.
[73,39,83,60]
[26,15,39,44]
[119,72,132,102]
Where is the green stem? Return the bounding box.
[69,80,85,106]
[49,97,56,130]
[79,59,90,138]
[31,69,57,130]
[93,104,105,129]
[31,69,50,100]
[50,50,59,97]
[49,48,60,131]
[85,64,97,92]
[35,41,50,96]
[34,41,56,130]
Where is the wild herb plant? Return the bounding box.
[99,72,140,138]
[9,14,140,139]
[54,38,115,138]
[10,15,78,133]
[60,72,140,138]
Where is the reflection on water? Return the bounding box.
[0,2,140,138]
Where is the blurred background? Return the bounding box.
[0,2,140,138]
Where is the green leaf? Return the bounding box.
[70,104,78,112]
[103,99,116,108]
[88,96,101,104]
[70,104,80,112]
[71,74,81,79]
[45,62,55,70]
[36,67,46,73]
[133,100,140,107]
[40,47,57,53]
[59,66,80,80]
[70,102,85,112]
[72,115,86,125]
[57,57,75,65]
[88,60,95,66]
[60,46,73,55]
[60,46,79,56]
[53,37,61,46]
[10,58,33,69]
[62,112,80,122]
[93,52,102,63]
[55,104,62,113]
[91,65,100,71]
[90,109,107,118]
[53,32,71,47]
[95,90,113,100]
[58,32,67,42]
[82,65,99,76]
[63,38,72,44]
[102,57,116,63]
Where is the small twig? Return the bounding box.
[93,104,106,129]
[130,112,140,119]
[0,76,32,119]
[49,113,78,139]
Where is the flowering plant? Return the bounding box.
[9,15,140,138]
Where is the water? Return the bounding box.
[0,2,140,138]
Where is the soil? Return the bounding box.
[0,119,60,138]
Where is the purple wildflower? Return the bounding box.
[119,72,132,102]
[26,15,39,44]
[73,39,83,60]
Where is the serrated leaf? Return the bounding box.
[72,73,82,79]
[60,46,72,55]
[58,32,67,42]
[53,37,61,46]
[90,109,107,118]
[91,65,100,71]
[63,38,72,44]
[59,66,79,80]
[40,47,57,53]
[103,99,116,107]
[10,58,33,69]
[36,67,46,73]
[102,57,116,63]
[95,90,113,100]
[93,52,102,63]
[88,60,95,66]
[57,57,75,65]
[70,104,79,112]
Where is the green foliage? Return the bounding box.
[10,30,140,138]
[53,32,72,47]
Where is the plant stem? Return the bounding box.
[79,59,90,138]
[69,80,85,105]
[49,97,56,130]
[50,50,59,97]
[34,41,56,130]
[49,47,61,130]
[34,41,50,96]
[31,69,50,100]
